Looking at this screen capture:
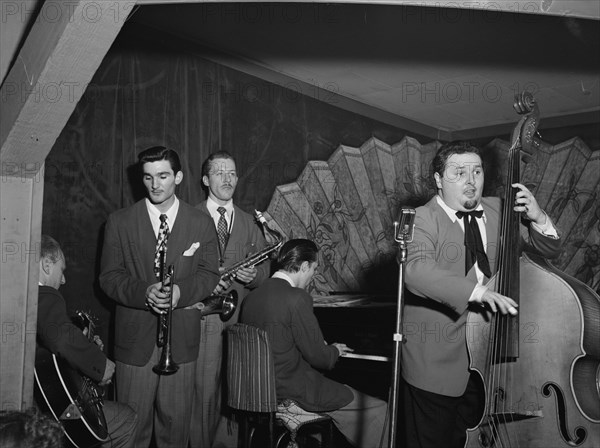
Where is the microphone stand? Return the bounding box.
[388,211,415,448]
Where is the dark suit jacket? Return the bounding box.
[240,278,353,412]
[197,201,270,323]
[36,286,106,382]
[402,196,562,397]
[99,199,220,366]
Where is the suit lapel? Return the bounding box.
[431,197,499,277]
[483,199,500,275]
[197,200,209,217]
[166,202,189,267]
[135,201,157,280]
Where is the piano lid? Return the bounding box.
[313,293,396,308]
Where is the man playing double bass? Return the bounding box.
[401,141,561,448]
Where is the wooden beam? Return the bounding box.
[0,1,44,85]
[134,0,600,21]
[0,0,135,178]
[0,175,44,411]
[0,0,133,411]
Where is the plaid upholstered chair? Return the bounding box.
[226,323,334,448]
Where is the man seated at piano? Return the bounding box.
[36,234,137,447]
[240,238,389,448]
[401,141,561,448]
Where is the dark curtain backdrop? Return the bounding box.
[41,30,419,343]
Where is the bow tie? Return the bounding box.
[455,209,491,278]
[455,210,484,220]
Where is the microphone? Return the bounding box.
[394,207,416,243]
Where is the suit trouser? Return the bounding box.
[402,374,483,448]
[326,386,389,448]
[115,346,196,448]
[102,401,138,448]
[189,314,226,448]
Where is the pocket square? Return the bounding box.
[183,242,200,256]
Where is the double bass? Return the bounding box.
[465,92,600,447]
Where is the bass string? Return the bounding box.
[500,139,524,447]
[484,141,522,447]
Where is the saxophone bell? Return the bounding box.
[196,290,238,321]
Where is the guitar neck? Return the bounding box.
[73,311,95,341]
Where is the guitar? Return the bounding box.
[34,311,109,448]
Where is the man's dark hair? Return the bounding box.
[276,239,319,273]
[432,141,482,178]
[40,235,62,263]
[201,151,235,177]
[138,146,182,175]
[0,408,64,448]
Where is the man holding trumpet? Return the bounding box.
[100,146,220,448]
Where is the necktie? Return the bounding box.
[217,207,229,254]
[456,210,491,278]
[154,214,169,279]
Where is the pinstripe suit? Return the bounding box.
[189,201,270,448]
[100,198,220,447]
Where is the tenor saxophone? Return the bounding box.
[218,210,283,285]
[195,210,284,320]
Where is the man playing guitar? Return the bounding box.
[35,235,137,448]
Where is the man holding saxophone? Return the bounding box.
[190,151,272,448]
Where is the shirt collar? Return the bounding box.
[206,197,233,217]
[436,195,486,224]
[145,196,179,226]
[272,271,295,287]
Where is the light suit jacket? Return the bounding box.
[402,196,562,396]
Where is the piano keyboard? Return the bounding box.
[343,353,391,362]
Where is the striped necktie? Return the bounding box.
[154,214,169,279]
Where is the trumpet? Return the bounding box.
[155,249,171,349]
[153,256,179,375]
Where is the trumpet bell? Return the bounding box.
[152,344,179,375]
